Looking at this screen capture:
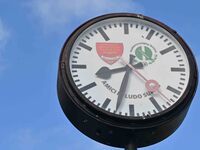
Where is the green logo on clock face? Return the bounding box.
[132,43,157,65]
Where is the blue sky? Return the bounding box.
[0,0,199,150]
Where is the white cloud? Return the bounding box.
[2,125,70,150]
[28,0,144,32]
[0,18,9,71]
[2,125,114,150]
[0,18,9,50]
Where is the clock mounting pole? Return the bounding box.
[125,142,137,150]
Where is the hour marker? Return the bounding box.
[73,56,78,59]
[149,97,162,112]
[167,86,181,95]
[124,23,129,34]
[73,75,78,77]
[85,36,90,39]
[79,42,92,51]
[178,87,183,90]
[72,61,77,63]
[146,29,155,40]
[79,82,97,92]
[162,105,167,109]
[82,39,86,43]
[167,102,171,106]
[143,114,146,118]
[74,79,80,82]
[89,33,94,36]
[171,67,185,72]
[160,46,176,55]
[173,95,178,99]
[97,27,110,41]
[74,51,79,55]
[148,111,151,115]
[155,32,159,36]
[72,70,77,73]
[129,105,135,116]
[77,84,82,87]
[72,64,87,69]
[101,98,111,110]
[168,42,172,45]
[164,39,168,42]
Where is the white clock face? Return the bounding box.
[69,17,190,119]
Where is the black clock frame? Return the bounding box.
[57,13,198,149]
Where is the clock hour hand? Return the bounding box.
[116,55,134,111]
[96,62,144,80]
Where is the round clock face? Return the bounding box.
[67,16,191,119]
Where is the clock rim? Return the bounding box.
[59,13,198,123]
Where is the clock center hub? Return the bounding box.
[145,80,160,93]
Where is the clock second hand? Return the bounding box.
[120,58,171,103]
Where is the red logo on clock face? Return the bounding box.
[96,43,124,65]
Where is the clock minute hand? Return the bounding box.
[116,68,131,111]
[96,62,144,80]
[116,55,134,111]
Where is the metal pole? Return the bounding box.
[125,142,137,150]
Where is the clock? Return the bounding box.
[57,13,198,150]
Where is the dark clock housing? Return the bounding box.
[57,13,198,150]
